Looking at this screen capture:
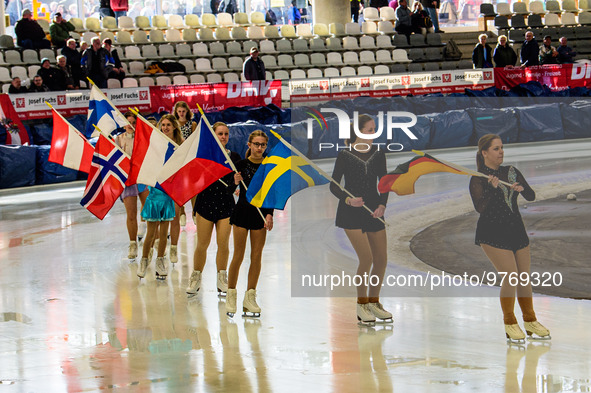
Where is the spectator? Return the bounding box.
[8,77,28,94]
[7,0,32,26]
[520,31,539,67]
[493,35,517,67]
[99,0,115,17]
[370,0,389,8]
[28,75,50,92]
[395,0,413,43]
[411,1,433,34]
[210,0,220,14]
[61,38,83,88]
[49,12,75,48]
[37,58,68,91]
[265,7,278,24]
[243,47,266,81]
[56,55,76,89]
[15,9,52,49]
[539,35,559,65]
[128,2,142,18]
[472,33,493,69]
[351,0,361,23]
[102,38,126,83]
[420,0,443,33]
[557,36,576,64]
[110,0,128,19]
[141,0,156,18]
[81,36,109,88]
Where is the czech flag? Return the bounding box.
[378,153,469,195]
[157,120,233,206]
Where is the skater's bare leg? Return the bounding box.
[215,218,232,272]
[247,228,267,290]
[123,195,138,241]
[194,213,215,271]
[228,226,248,289]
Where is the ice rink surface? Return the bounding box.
[1,139,590,392]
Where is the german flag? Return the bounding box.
[378,153,469,195]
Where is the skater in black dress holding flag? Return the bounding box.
[330,114,392,325]
[470,134,550,343]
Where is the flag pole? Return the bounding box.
[128,107,179,148]
[412,150,513,187]
[46,101,94,149]
[196,103,267,223]
[92,124,132,159]
[269,130,387,226]
[87,78,133,129]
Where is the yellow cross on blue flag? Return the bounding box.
[246,136,329,209]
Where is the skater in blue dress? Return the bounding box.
[137,114,184,280]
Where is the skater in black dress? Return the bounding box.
[330,114,392,325]
[186,122,241,295]
[226,130,274,317]
[470,134,550,342]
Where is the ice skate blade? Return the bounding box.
[526,333,551,341]
[155,275,167,280]
[357,317,376,327]
[226,312,235,318]
[217,289,227,297]
[374,317,394,324]
[243,311,261,318]
[187,293,198,299]
[506,336,526,345]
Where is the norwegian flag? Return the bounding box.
[80,134,130,220]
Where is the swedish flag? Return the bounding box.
[246,138,329,210]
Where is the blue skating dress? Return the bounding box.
[141,187,176,222]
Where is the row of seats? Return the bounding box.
[495,11,591,30]
[482,0,591,17]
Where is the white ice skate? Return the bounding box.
[367,302,393,323]
[243,289,261,317]
[505,323,526,344]
[226,288,237,317]
[128,241,138,259]
[170,245,178,263]
[217,270,228,295]
[524,321,551,340]
[357,303,376,326]
[155,257,168,280]
[137,257,149,279]
[186,270,201,294]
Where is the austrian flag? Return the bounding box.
[80,134,130,220]
[48,107,94,173]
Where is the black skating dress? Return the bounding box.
[230,158,274,230]
[469,165,535,252]
[330,147,389,233]
[193,151,242,223]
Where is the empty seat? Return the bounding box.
[196,58,214,72]
[529,1,545,14]
[496,3,512,15]
[223,72,240,82]
[296,24,314,38]
[291,69,307,79]
[343,36,359,49]
[410,34,427,46]
[217,12,234,27]
[128,61,145,74]
[118,16,135,30]
[364,7,380,21]
[212,57,229,72]
[135,16,151,29]
[357,65,373,75]
[324,67,340,77]
[292,39,309,52]
[173,75,189,84]
[310,53,327,66]
[545,0,561,13]
[22,49,39,64]
[28,65,40,78]
[528,14,544,27]
[159,44,178,58]
[340,66,356,76]
[107,79,121,88]
[408,48,425,61]
[179,58,195,72]
[511,15,527,29]
[393,34,410,48]
[202,13,218,27]
[362,21,379,35]
[359,50,377,64]
[494,15,509,29]
[250,11,268,26]
[281,25,297,38]
[544,13,561,26]
[132,30,148,43]
[152,15,169,29]
[259,40,277,53]
[426,33,443,46]
[277,54,295,68]
[226,41,243,55]
[116,30,132,44]
[276,39,293,53]
[124,45,142,59]
[122,78,138,87]
[313,23,330,37]
[294,53,311,67]
[156,76,172,85]
[562,12,577,25]
[376,35,394,48]
[424,62,440,71]
[345,22,362,35]
[5,50,23,65]
[376,49,394,63]
[274,70,289,79]
[260,55,278,69]
[103,16,118,30]
[392,48,411,62]
[246,26,263,39]
[562,0,579,12]
[185,14,201,28]
[208,42,226,56]
[580,0,591,11]
[307,68,323,78]
[142,45,160,59]
[198,27,215,40]
[377,21,395,35]
[380,6,396,21]
[309,38,327,51]
[190,74,206,83]
[425,47,443,61]
[326,52,344,66]
[234,12,250,26]
[391,63,408,73]
[264,25,281,39]
[579,11,591,24]
[359,35,376,49]
[70,17,85,31]
[329,22,346,36]
[512,2,528,14]
[85,17,101,31]
[343,51,360,64]
[168,14,185,28]
[374,65,390,74]
[165,29,182,42]
[11,66,27,79]
[206,73,222,83]
[480,3,496,16]
[408,63,424,72]
[215,27,232,40]
[182,28,198,41]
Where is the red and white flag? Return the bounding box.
[0,94,29,145]
[157,120,233,206]
[48,107,95,173]
[80,134,130,220]
[127,116,177,187]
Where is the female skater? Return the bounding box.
[137,115,184,279]
[186,122,241,295]
[173,101,197,227]
[470,134,550,342]
[115,111,149,259]
[226,130,273,317]
[330,114,392,325]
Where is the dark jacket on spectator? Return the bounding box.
[557,45,576,63]
[493,44,517,67]
[8,85,28,94]
[61,45,83,87]
[243,57,266,80]
[15,18,47,47]
[28,83,50,93]
[38,66,68,91]
[472,43,493,68]
[420,0,440,9]
[520,38,539,67]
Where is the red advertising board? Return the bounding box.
[494,63,591,91]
